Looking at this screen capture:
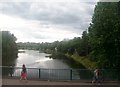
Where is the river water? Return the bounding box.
[16,50,70,69]
[13,50,80,80]
[6,50,115,81]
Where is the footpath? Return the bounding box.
[1,78,120,87]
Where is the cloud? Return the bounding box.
[0,1,97,42]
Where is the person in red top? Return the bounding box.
[20,64,27,81]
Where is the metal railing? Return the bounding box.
[1,66,120,81]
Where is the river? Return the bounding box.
[4,50,116,80]
[13,50,81,80]
[16,50,70,69]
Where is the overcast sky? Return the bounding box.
[0,0,97,43]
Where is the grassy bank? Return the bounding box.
[66,53,97,69]
[50,52,86,68]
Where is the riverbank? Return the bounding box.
[50,52,97,69]
[50,52,86,69]
[65,53,97,69]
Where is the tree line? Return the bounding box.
[18,2,120,69]
[88,2,120,69]
[2,2,120,69]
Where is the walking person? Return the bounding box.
[92,68,100,84]
[20,64,27,81]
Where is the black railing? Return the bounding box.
[1,66,119,81]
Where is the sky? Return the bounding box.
[0,0,98,43]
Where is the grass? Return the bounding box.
[66,53,97,69]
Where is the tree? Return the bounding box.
[2,31,18,66]
[78,31,89,56]
[88,2,120,69]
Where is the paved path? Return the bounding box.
[2,79,119,86]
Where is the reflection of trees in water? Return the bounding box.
[77,69,93,80]
[60,55,95,80]
[51,53,86,69]
[50,53,92,79]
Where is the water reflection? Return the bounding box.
[12,50,80,80]
[16,50,70,69]
[35,58,53,62]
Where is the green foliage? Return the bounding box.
[17,42,40,50]
[2,31,18,66]
[88,2,120,69]
[66,53,97,69]
[78,31,90,56]
[17,2,120,70]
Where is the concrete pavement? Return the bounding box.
[2,78,119,86]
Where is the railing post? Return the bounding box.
[39,69,41,79]
[70,69,72,80]
[10,67,12,77]
[118,69,120,82]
